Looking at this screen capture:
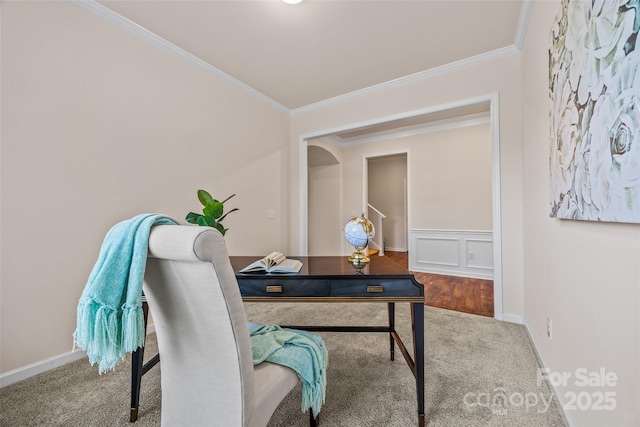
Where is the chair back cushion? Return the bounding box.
[143,225,254,426]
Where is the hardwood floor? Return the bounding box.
[384,251,494,317]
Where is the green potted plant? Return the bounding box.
[186,189,238,236]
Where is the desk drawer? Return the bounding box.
[328,278,421,297]
[239,278,330,297]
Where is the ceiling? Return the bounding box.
[95,0,524,110]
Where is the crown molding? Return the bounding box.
[293,1,532,114]
[71,0,290,113]
[514,0,535,51]
[72,0,531,115]
[291,45,519,115]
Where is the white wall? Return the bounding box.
[308,162,342,255]
[522,2,640,426]
[307,140,343,255]
[408,122,492,230]
[1,1,290,374]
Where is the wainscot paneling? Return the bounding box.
[409,229,493,279]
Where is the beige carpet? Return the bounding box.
[0,303,566,426]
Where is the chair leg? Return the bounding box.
[309,409,319,427]
[130,301,149,422]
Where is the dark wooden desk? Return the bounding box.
[130,256,425,426]
[231,256,425,427]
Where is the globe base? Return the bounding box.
[348,249,370,268]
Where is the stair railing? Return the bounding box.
[367,203,386,256]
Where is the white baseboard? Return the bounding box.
[385,246,407,252]
[0,349,88,388]
[523,318,573,427]
[501,313,524,324]
[0,323,156,388]
[411,267,493,281]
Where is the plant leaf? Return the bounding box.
[197,189,215,207]
[197,215,216,227]
[188,189,238,233]
[221,193,236,204]
[218,207,239,222]
[203,201,224,218]
[215,222,227,235]
[185,212,202,224]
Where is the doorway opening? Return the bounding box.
[365,153,408,256]
[299,93,503,320]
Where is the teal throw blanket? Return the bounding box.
[250,325,328,417]
[74,213,178,373]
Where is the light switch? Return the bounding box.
[267,208,276,219]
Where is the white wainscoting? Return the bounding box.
[409,229,493,280]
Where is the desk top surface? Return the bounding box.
[230,255,415,278]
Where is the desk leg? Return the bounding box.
[387,302,395,361]
[129,302,149,422]
[411,302,425,427]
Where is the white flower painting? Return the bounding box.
[549,0,640,223]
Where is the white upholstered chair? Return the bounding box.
[143,225,315,426]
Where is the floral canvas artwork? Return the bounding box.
[549,0,640,223]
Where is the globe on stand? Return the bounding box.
[344,214,375,269]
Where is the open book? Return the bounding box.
[239,251,303,274]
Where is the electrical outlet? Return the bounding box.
[547,317,552,339]
[468,251,475,260]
